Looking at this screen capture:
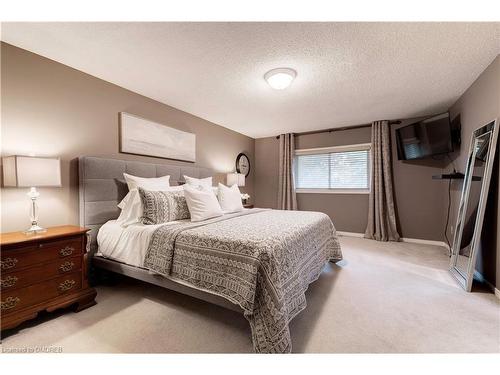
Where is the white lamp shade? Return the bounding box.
[226,173,245,187]
[2,156,61,187]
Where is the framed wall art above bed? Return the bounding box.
[119,112,196,162]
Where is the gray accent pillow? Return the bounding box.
[138,188,190,224]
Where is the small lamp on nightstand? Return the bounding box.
[2,155,62,234]
[226,172,245,188]
[227,173,250,204]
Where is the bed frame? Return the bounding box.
[78,156,243,313]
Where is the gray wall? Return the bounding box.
[255,124,447,239]
[1,43,255,232]
[448,55,499,288]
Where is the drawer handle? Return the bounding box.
[59,261,75,273]
[1,275,18,289]
[59,246,74,257]
[58,279,76,292]
[1,296,20,311]
[1,257,18,270]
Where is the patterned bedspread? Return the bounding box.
[143,209,342,353]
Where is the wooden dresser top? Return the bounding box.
[1,225,89,246]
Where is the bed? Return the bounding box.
[79,156,342,353]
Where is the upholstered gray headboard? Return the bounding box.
[78,156,214,252]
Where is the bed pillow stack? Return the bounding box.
[118,173,248,225]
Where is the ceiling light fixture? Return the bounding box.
[264,68,297,90]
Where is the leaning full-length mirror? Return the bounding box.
[450,119,498,291]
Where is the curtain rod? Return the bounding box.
[274,120,402,139]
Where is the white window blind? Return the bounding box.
[294,143,371,193]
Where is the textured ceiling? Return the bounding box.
[2,22,499,138]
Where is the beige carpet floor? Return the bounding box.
[1,236,499,353]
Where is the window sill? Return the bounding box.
[295,189,370,195]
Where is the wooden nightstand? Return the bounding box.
[1,225,97,331]
[243,204,254,209]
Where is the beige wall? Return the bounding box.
[390,119,448,241]
[255,55,500,287]
[3,41,497,288]
[448,55,500,288]
[254,136,280,209]
[255,127,372,233]
[294,127,372,233]
[1,43,255,232]
[255,124,447,239]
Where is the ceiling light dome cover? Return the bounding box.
[264,68,297,90]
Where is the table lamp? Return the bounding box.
[2,155,62,234]
[226,173,245,187]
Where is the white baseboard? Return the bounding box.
[336,231,365,238]
[401,237,450,251]
[336,231,449,250]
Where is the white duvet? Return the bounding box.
[97,211,250,267]
[96,220,181,267]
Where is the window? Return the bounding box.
[294,143,371,194]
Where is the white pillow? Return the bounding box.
[184,175,212,189]
[116,189,143,227]
[183,184,223,222]
[117,186,183,227]
[123,173,170,191]
[217,183,244,213]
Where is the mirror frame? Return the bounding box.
[450,119,498,291]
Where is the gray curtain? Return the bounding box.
[365,120,400,241]
[278,133,297,210]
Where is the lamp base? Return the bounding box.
[24,224,47,235]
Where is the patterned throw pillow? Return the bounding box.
[138,188,190,224]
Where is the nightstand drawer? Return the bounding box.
[1,272,82,314]
[1,256,82,291]
[1,237,83,273]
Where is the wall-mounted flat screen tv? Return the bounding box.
[396,113,454,160]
